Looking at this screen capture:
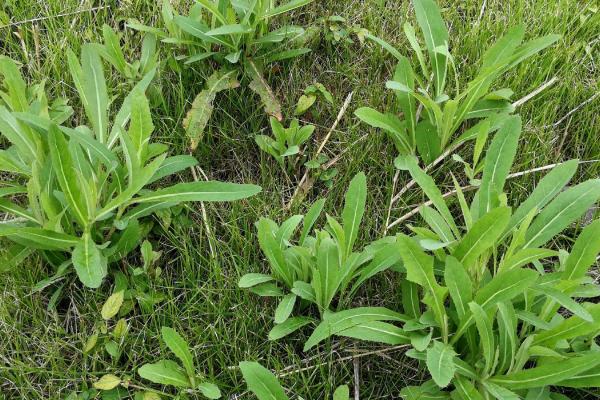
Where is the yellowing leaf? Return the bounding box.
[93,374,121,390]
[102,290,125,320]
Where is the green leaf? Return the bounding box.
[342,172,367,256]
[452,268,538,343]
[0,198,38,224]
[333,385,350,400]
[48,124,90,226]
[403,155,458,236]
[128,90,154,162]
[304,307,406,351]
[131,181,261,205]
[426,340,456,388]
[149,155,199,184]
[72,232,107,288]
[0,56,28,111]
[261,0,313,18]
[469,302,495,375]
[313,237,340,310]
[496,302,517,374]
[532,285,593,322]
[239,361,289,400]
[452,207,511,268]
[101,290,124,320]
[299,198,326,246]
[354,107,411,154]
[393,56,416,142]
[274,293,296,324]
[0,107,37,161]
[413,0,449,96]
[444,256,472,321]
[198,381,222,399]
[138,359,190,388]
[396,234,448,339]
[478,116,521,216]
[0,226,78,250]
[489,353,600,390]
[452,376,484,400]
[562,219,600,280]
[415,120,441,165]
[337,321,410,345]
[184,69,239,150]
[268,316,313,341]
[533,303,600,347]
[161,327,195,381]
[80,44,109,143]
[239,273,274,288]
[101,25,127,73]
[206,24,253,36]
[524,179,600,248]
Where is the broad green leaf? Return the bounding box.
[196,0,227,24]
[0,56,28,111]
[101,290,124,320]
[481,26,524,71]
[299,198,326,246]
[149,155,198,184]
[478,116,521,216]
[508,34,561,69]
[393,56,416,142]
[426,340,456,388]
[532,285,593,322]
[291,281,316,302]
[524,179,600,248]
[138,360,190,388]
[131,181,261,205]
[72,232,107,288]
[333,385,350,400]
[268,316,313,341]
[261,0,313,18]
[239,273,274,288]
[469,302,495,375]
[452,268,538,343]
[304,307,407,351]
[313,237,340,310]
[363,32,404,61]
[198,381,222,399]
[415,121,441,165]
[499,248,557,273]
[342,172,367,256]
[0,198,38,223]
[403,22,429,78]
[239,361,289,400]
[558,370,600,388]
[80,44,109,143]
[562,219,600,280]
[533,303,600,347]
[101,25,127,73]
[0,226,78,250]
[452,207,511,268]
[184,69,239,150]
[0,107,36,160]
[206,24,253,36]
[274,293,296,324]
[397,234,448,339]
[403,155,458,236]
[338,321,409,345]
[161,327,195,381]
[452,376,484,400]
[481,381,519,400]
[48,125,90,226]
[128,90,154,161]
[354,107,411,154]
[109,68,157,148]
[413,0,449,96]
[246,59,283,121]
[444,256,471,321]
[496,302,517,374]
[174,15,231,48]
[249,282,284,297]
[489,353,600,390]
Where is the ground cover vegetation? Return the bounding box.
[0,0,599,399]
